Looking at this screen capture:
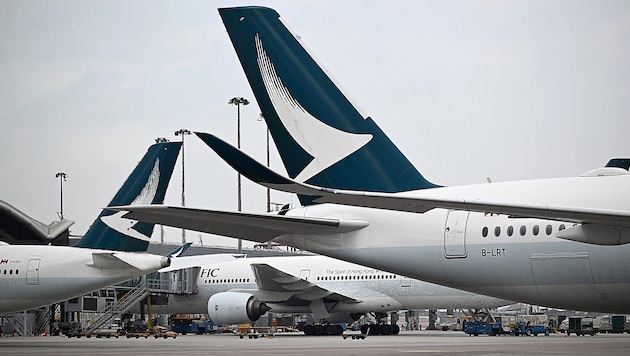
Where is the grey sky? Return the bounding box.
[1,0,629,247]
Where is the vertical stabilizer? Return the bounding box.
[74,142,181,251]
[219,6,437,205]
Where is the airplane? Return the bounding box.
[0,140,180,313]
[145,254,511,335]
[115,6,630,314]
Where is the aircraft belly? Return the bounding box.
[299,240,630,313]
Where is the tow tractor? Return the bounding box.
[509,322,552,336]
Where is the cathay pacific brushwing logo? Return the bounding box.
[255,34,372,182]
[101,158,161,241]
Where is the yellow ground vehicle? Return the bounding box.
[153,326,178,339]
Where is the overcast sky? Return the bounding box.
[1,0,629,248]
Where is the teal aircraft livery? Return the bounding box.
[0,141,179,313]
[117,7,630,313]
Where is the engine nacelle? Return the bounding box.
[207,292,271,324]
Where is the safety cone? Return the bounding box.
[564,330,568,337]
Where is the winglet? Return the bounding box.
[167,242,193,258]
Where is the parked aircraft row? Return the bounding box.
[0,141,180,313]
[147,254,509,334]
[0,141,508,326]
[118,6,630,314]
[5,5,626,328]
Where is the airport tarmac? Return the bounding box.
[1,330,629,355]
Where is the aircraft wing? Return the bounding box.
[195,131,630,245]
[247,263,359,303]
[89,252,170,271]
[113,205,369,243]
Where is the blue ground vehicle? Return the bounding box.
[464,321,503,336]
[510,322,552,336]
[170,316,213,335]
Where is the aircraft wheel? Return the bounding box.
[360,324,370,335]
[324,325,334,335]
[381,324,392,335]
[370,324,382,335]
[392,324,400,335]
[314,325,324,335]
[334,324,344,335]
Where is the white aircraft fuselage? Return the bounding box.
[275,173,630,313]
[0,245,169,313]
[150,255,509,316]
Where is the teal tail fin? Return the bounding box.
[219,6,437,205]
[74,141,181,251]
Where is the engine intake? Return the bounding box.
[207,292,271,324]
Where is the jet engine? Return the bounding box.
[207,292,271,324]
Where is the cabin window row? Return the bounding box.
[316,274,397,281]
[204,278,251,284]
[2,269,19,275]
[481,224,566,238]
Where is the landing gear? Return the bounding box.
[359,323,400,335]
[302,324,344,336]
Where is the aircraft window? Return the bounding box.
[482,227,488,237]
[507,226,514,237]
[520,226,526,236]
[559,224,566,231]
[3,270,5,275]
[533,225,540,236]
[10,270,12,275]
[546,225,553,235]
[494,226,501,237]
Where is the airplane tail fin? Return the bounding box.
[219,6,437,205]
[74,141,181,251]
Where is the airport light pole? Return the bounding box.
[174,129,191,244]
[258,113,271,213]
[229,96,250,253]
[258,113,273,249]
[155,138,170,244]
[55,172,68,220]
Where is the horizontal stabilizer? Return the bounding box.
[196,131,630,242]
[89,252,170,271]
[113,205,368,243]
